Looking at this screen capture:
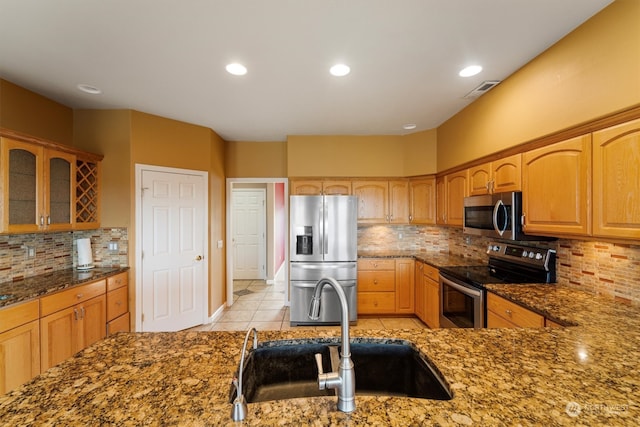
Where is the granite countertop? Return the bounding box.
[0,267,129,309]
[358,250,480,268]
[1,281,638,425]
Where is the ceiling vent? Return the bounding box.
[463,80,501,99]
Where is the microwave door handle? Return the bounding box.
[493,200,507,236]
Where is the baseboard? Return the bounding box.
[209,304,226,322]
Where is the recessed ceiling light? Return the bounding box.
[459,65,483,77]
[330,64,350,77]
[226,63,247,76]
[77,84,102,95]
[402,124,417,130]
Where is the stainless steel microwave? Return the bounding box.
[463,191,552,241]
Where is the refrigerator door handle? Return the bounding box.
[292,263,356,270]
[323,198,329,255]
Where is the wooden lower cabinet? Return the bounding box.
[414,262,425,320]
[40,294,106,371]
[357,258,414,315]
[106,272,130,335]
[486,293,544,328]
[0,300,40,395]
[395,259,414,313]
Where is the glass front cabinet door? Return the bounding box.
[1,138,75,232]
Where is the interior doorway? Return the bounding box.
[231,188,266,280]
[226,178,288,307]
[135,164,209,332]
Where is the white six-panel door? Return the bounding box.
[139,167,207,332]
[232,189,266,280]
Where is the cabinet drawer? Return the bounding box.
[107,272,128,292]
[358,271,395,291]
[0,300,39,333]
[40,280,106,317]
[487,310,518,328]
[487,294,544,328]
[107,312,130,335]
[358,292,396,314]
[423,264,440,282]
[107,286,128,321]
[358,259,395,271]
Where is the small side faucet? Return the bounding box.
[231,327,258,422]
[308,277,355,413]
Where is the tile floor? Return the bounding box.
[189,279,428,332]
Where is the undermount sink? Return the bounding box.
[229,339,452,403]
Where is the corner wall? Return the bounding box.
[437,0,640,171]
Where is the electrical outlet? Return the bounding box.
[108,242,119,251]
[217,240,224,249]
[398,233,403,240]
[26,246,36,258]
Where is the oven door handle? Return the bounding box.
[440,275,482,298]
[493,200,508,236]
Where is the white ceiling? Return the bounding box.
[0,0,612,142]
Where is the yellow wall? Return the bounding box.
[225,140,287,177]
[129,110,227,313]
[402,129,438,176]
[286,133,437,177]
[287,134,403,177]
[0,79,73,145]
[73,110,132,228]
[437,0,640,171]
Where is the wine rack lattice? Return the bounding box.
[76,159,99,224]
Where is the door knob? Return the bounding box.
[195,255,203,261]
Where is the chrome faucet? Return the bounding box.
[308,277,356,413]
[231,327,258,422]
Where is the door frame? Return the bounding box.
[135,163,209,331]
[226,178,289,308]
[231,188,267,280]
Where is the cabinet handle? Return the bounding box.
[74,308,79,320]
[47,215,51,225]
[40,216,45,226]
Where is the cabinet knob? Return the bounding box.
[505,309,513,317]
[76,293,83,299]
[373,279,378,285]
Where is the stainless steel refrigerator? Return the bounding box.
[289,195,358,325]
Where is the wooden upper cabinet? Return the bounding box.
[592,118,640,239]
[444,170,468,227]
[0,132,102,233]
[492,154,521,193]
[388,180,410,223]
[1,138,44,233]
[44,150,76,231]
[436,176,446,225]
[468,154,521,196]
[352,181,389,223]
[522,134,592,236]
[290,180,323,195]
[323,180,351,195]
[409,177,436,224]
[468,164,492,196]
[290,180,351,195]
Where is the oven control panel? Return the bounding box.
[487,243,556,269]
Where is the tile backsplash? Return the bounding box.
[0,228,128,283]
[359,224,640,306]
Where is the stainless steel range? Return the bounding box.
[438,243,556,329]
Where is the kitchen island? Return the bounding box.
[0,281,638,426]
